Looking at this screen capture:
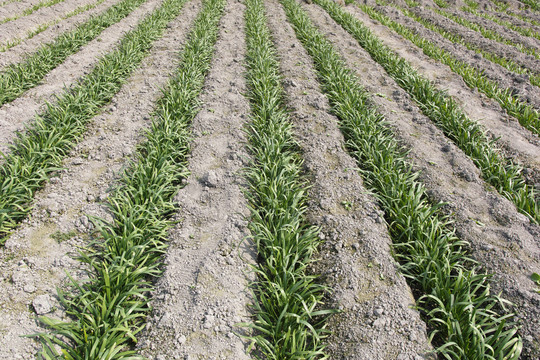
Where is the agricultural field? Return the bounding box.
[0,0,538,358]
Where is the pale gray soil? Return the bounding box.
[0,1,197,356]
[0,0,42,20]
[0,0,122,66]
[0,0,161,156]
[405,4,540,73]
[384,0,540,110]
[311,2,540,357]
[137,0,257,358]
[1,0,539,358]
[344,3,540,185]
[266,1,434,358]
[0,0,92,44]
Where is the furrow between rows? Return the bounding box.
[0,0,199,356]
[0,0,155,156]
[0,0,150,106]
[328,1,540,224]
[0,0,119,64]
[282,0,526,357]
[265,0,434,357]
[34,0,223,356]
[301,1,540,357]
[137,0,255,357]
[0,0,176,242]
[0,0,108,52]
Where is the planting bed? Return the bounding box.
[0,0,538,358]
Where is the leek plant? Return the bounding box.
[518,0,540,11]
[0,0,108,52]
[0,0,148,106]
[0,0,186,243]
[317,0,539,223]
[243,0,333,357]
[33,0,225,357]
[279,0,523,358]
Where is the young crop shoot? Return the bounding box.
[361,2,540,135]
[317,0,539,224]
[33,0,225,357]
[0,0,108,52]
[0,0,148,106]
[387,1,540,88]
[279,0,523,358]
[0,0,184,244]
[243,0,333,357]
[0,0,66,25]
[462,2,540,42]
[431,6,540,60]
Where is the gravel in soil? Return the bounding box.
[303,1,540,357]
[0,0,92,44]
[0,1,198,356]
[266,0,434,358]
[0,0,43,20]
[0,0,161,156]
[344,3,540,186]
[0,0,121,66]
[382,0,540,110]
[137,0,256,358]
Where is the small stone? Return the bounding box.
[23,284,36,293]
[373,307,384,316]
[177,335,187,344]
[202,171,219,187]
[33,294,53,315]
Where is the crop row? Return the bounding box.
[243,0,332,357]
[0,0,148,106]
[462,0,540,42]
[281,0,522,358]
[0,0,157,241]
[321,1,539,225]
[360,3,540,136]
[0,0,108,52]
[398,0,540,88]
[430,5,540,60]
[0,0,65,25]
[34,0,225,357]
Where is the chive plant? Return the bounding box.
[388,1,540,88]
[315,0,540,223]
[33,0,225,357]
[356,3,540,136]
[461,1,540,42]
[0,0,66,25]
[431,7,540,60]
[0,0,186,243]
[0,0,108,52]
[518,0,540,11]
[279,0,523,358]
[244,0,333,357]
[0,0,147,106]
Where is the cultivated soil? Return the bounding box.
[0,0,538,358]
